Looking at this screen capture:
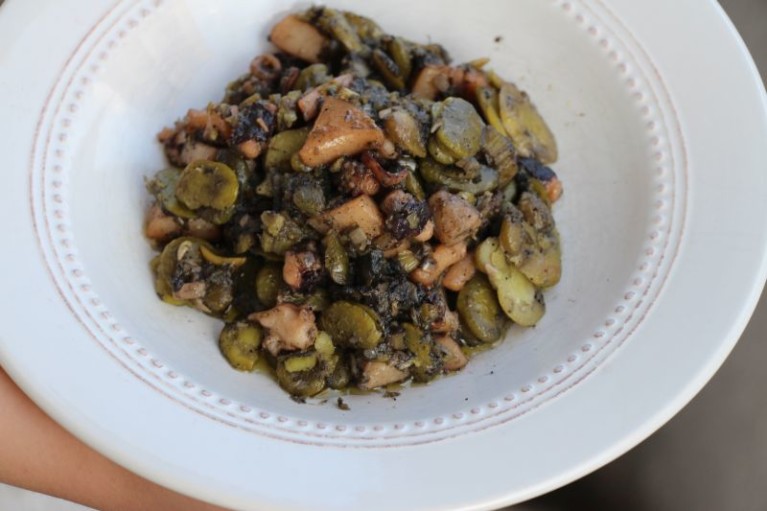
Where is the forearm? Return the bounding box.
[0,367,228,511]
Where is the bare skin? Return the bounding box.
[0,367,229,511]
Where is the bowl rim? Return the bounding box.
[24,0,688,446]
[0,0,766,509]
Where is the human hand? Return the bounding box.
[0,367,230,511]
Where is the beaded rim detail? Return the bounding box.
[29,0,687,446]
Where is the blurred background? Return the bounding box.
[0,0,764,510]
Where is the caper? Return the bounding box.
[323,231,350,285]
[518,241,562,289]
[315,7,363,53]
[418,303,442,324]
[389,328,408,351]
[498,82,558,163]
[482,125,518,186]
[199,205,236,226]
[418,158,499,194]
[343,11,385,41]
[292,181,326,216]
[473,237,499,274]
[396,174,422,206]
[397,249,420,273]
[403,323,442,382]
[495,262,545,327]
[456,191,477,206]
[388,37,412,83]
[276,354,327,396]
[199,245,246,267]
[256,264,283,308]
[500,199,562,288]
[203,268,234,314]
[502,180,518,203]
[499,212,537,265]
[284,352,318,373]
[307,289,330,312]
[475,238,545,326]
[259,211,304,255]
[457,275,504,343]
[518,192,555,233]
[433,97,484,160]
[384,110,427,158]
[147,168,195,218]
[217,149,255,189]
[255,173,274,197]
[264,128,310,170]
[371,49,405,90]
[175,160,239,211]
[290,152,314,173]
[528,179,552,206]
[475,86,505,133]
[218,321,263,371]
[295,64,331,90]
[153,236,207,305]
[486,69,504,89]
[326,355,351,389]
[154,237,186,303]
[319,301,383,350]
[427,137,458,165]
[314,331,336,358]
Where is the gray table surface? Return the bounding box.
[0,0,765,510]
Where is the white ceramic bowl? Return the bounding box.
[1,0,766,510]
